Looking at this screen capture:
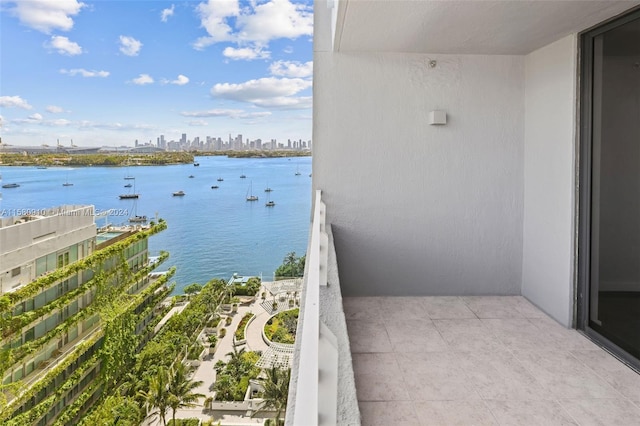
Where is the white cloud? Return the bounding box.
[235,0,312,43]
[47,119,71,127]
[131,74,154,85]
[28,113,43,121]
[161,4,175,22]
[283,45,294,54]
[193,0,239,49]
[171,75,189,85]
[211,77,311,109]
[77,121,155,132]
[223,46,270,61]
[60,68,109,77]
[182,109,243,118]
[46,105,64,113]
[181,109,272,119]
[194,0,312,57]
[0,96,33,109]
[46,35,82,55]
[119,35,143,56]
[269,60,312,78]
[240,111,272,119]
[10,0,85,34]
[188,120,208,126]
[253,96,311,109]
[0,115,3,127]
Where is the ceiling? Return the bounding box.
[334,1,640,55]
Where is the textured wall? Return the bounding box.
[521,35,577,327]
[314,51,525,296]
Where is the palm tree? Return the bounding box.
[225,345,247,378]
[253,367,291,425]
[138,366,170,426]
[167,362,205,426]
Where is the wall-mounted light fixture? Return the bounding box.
[429,110,447,125]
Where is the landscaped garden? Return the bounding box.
[234,312,255,342]
[213,347,261,401]
[264,309,299,344]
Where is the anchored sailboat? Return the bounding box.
[246,181,258,201]
[119,178,139,199]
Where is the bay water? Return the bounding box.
[0,155,312,293]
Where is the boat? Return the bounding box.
[295,164,301,176]
[189,175,194,178]
[264,182,273,192]
[119,193,139,199]
[173,190,185,196]
[217,177,224,182]
[265,200,275,207]
[240,169,246,179]
[246,181,258,201]
[124,176,135,180]
[36,166,47,169]
[119,179,139,199]
[2,183,19,188]
[128,199,147,223]
[194,162,200,166]
[63,171,73,186]
[211,185,219,189]
[124,183,132,188]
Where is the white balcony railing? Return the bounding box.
[288,190,344,425]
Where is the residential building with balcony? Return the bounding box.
[289,2,640,425]
[0,206,172,425]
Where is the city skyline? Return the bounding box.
[0,0,313,147]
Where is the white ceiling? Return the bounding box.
[335,1,640,54]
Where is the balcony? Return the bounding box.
[289,191,640,425]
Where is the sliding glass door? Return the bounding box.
[580,9,640,367]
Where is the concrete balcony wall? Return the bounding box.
[287,222,360,425]
[313,50,525,297]
[522,35,578,327]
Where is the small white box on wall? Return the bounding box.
[429,110,447,125]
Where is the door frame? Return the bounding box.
[577,6,640,372]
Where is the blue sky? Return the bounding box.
[0,0,313,147]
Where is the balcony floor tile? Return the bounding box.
[344,296,640,426]
[413,400,499,426]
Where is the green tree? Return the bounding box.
[167,363,205,426]
[183,283,203,298]
[253,367,291,425]
[245,277,261,296]
[276,251,300,278]
[225,346,247,378]
[139,366,170,426]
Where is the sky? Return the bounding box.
[0,0,313,147]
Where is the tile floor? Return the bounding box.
[344,296,640,426]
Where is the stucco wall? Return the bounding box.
[521,35,577,327]
[314,51,525,296]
